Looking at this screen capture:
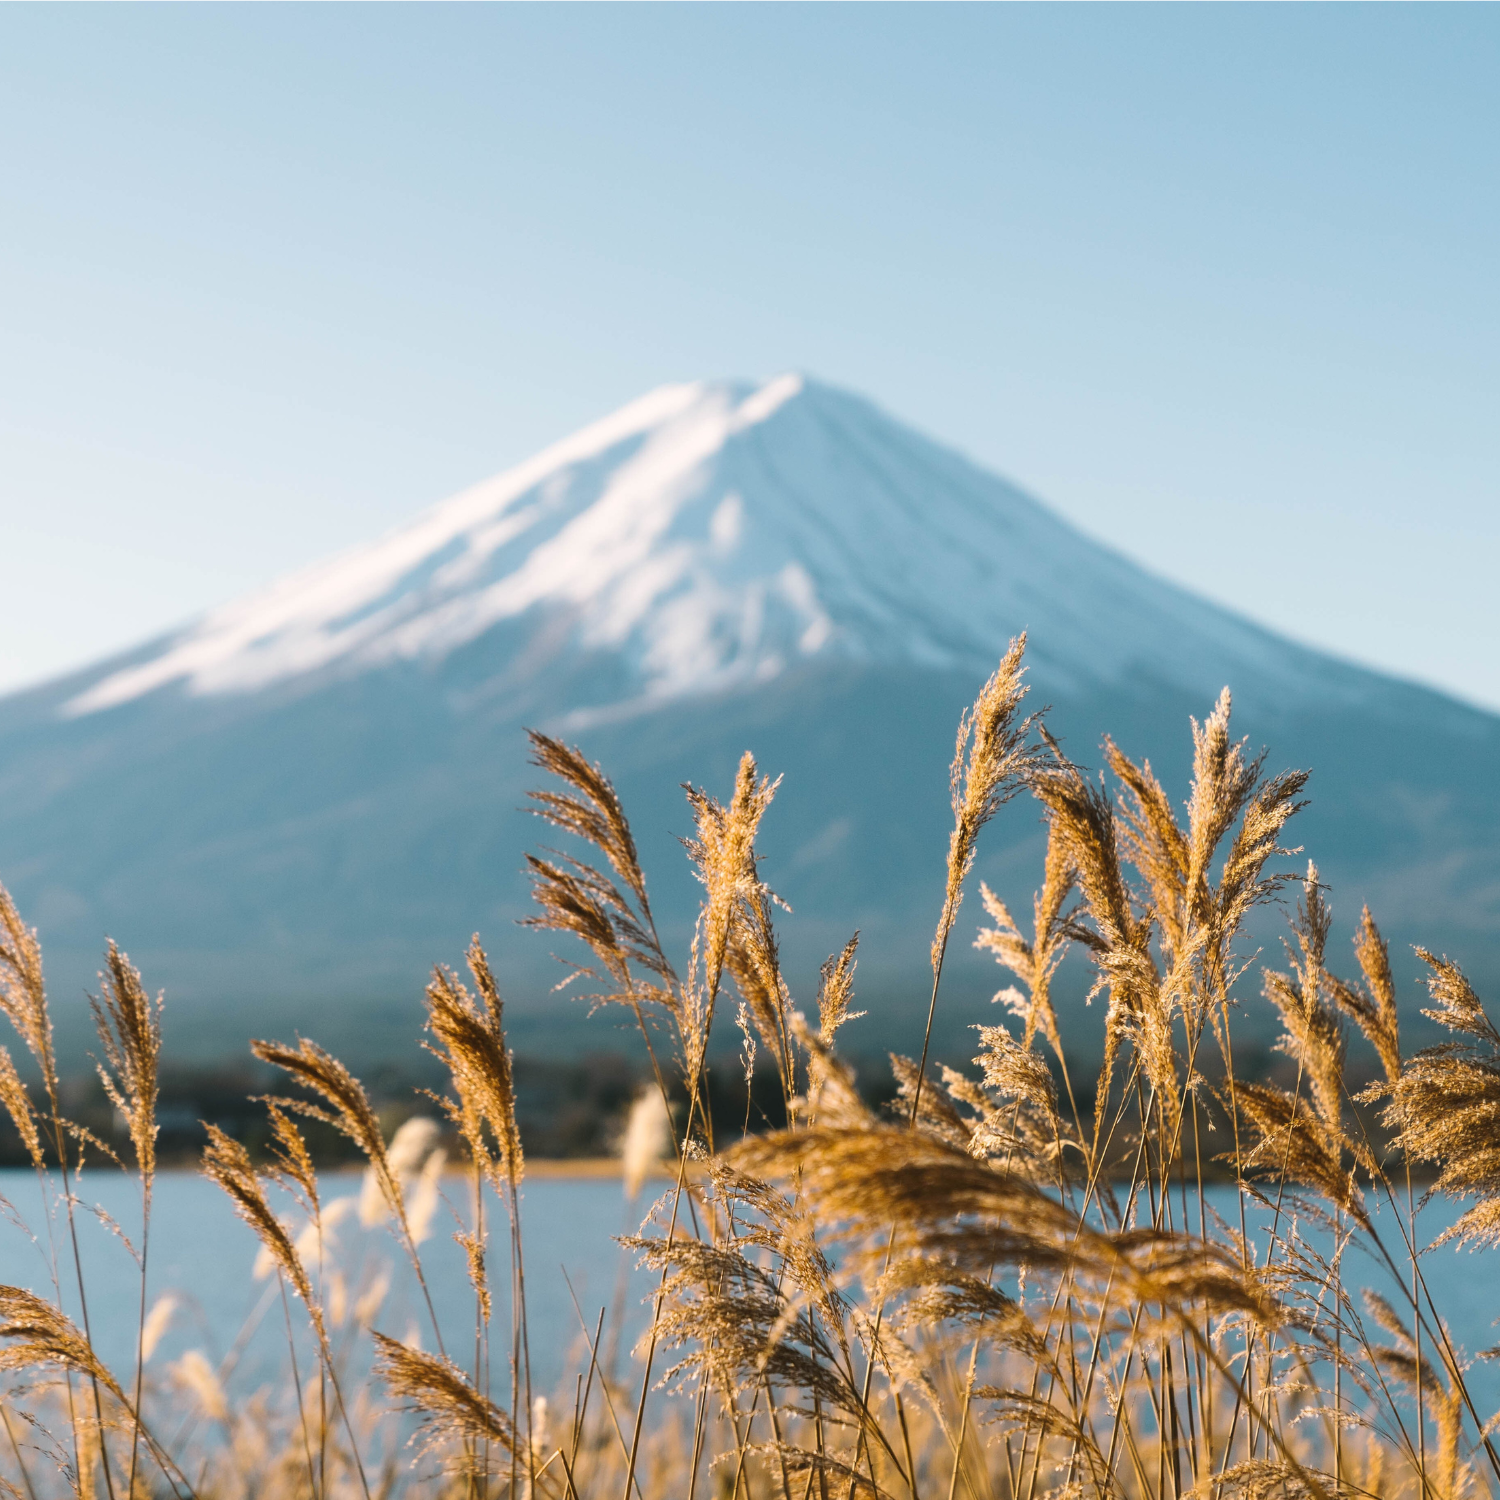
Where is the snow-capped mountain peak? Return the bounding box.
[68,372,1326,721]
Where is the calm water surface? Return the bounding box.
[2,1169,1498,1410]
[0,1168,656,1397]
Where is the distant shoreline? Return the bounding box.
[526,1157,629,1179]
[0,1158,656,1181]
[503,1158,690,1183]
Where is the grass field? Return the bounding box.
[3,633,1499,1498]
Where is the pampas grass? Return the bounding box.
[4,633,1500,1498]
[620,1089,671,1204]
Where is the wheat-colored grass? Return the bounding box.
[1,635,1500,1498]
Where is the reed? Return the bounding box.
[2,635,1500,1498]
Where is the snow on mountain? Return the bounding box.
[67,374,1344,725]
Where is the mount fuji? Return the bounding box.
[2,375,1496,1064]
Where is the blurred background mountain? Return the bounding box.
[1,376,1493,1084]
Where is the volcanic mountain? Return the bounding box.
[2,374,1496,1063]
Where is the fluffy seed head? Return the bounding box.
[425,938,524,1195]
[201,1123,316,1313]
[621,1086,672,1200]
[372,1331,516,1470]
[90,942,162,1194]
[0,884,56,1095]
[0,1285,125,1402]
[931,635,1039,976]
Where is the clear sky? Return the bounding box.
[1,6,1496,708]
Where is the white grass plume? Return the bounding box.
[621,1087,672,1200]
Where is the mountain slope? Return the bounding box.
[2,375,1496,1065]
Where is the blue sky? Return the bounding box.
[2,5,1496,706]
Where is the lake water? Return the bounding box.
[0,1167,659,1402]
[2,1168,1499,1413]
